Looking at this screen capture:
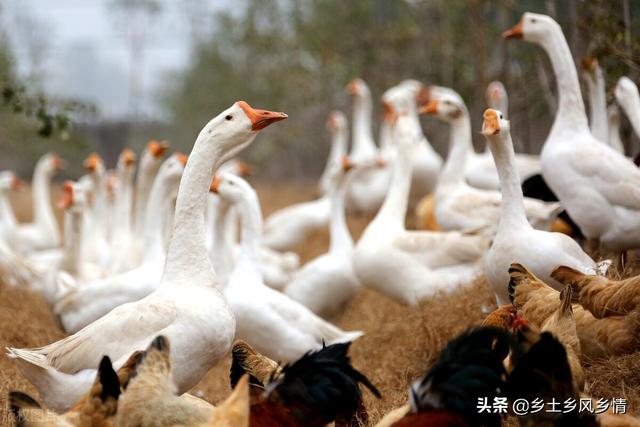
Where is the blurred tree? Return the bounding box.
[166,0,640,180]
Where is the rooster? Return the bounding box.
[552,265,640,318]
[241,341,380,427]
[384,327,510,427]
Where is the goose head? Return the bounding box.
[419,87,467,122]
[209,172,254,206]
[481,109,510,138]
[503,12,559,45]
[57,180,88,211]
[147,140,169,159]
[200,101,287,166]
[0,171,23,191]
[83,152,105,174]
[382,80,428,116]
[326,110,347,133]
[614,76,639,112]
[159,153,188,185]
[40,153,66,176]
[486,81,507,111]
[345,78,371,99]
[118,148,137,170]
[580,56,600,83]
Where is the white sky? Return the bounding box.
[2,0,228,120]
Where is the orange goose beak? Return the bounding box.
[237,101,287,131]
[382,101,398,124]
[235,160,255,177]
[419,100,438,115]
[482,109,501,136]
[84,153,102,172]
[210,176,223,193]
[341,156,354,172]
[122,148,137,167]
[148,140,169,158]
[502,19,524,39]
[174,152,188,167]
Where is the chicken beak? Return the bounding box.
[210,176,223,193]
[237,101,288,131]
[419,100,438,115]
[502,19,524,39]
[148,140,169,158]
[482,109,501,136]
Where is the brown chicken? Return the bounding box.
[116,336,247,427]
[9,355,121,427]
[508,263,640,358]
[552,265,640,318]
[229,340,282,400]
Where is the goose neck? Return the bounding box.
[487,132,530,228]
[235,191,263,263]
[162,137,225,288]
[352,95,376,157]
[32,160,57,236]
[540,28,589,132]
[141,176,177,264]
[59,209,82,275]
[375,143,412,228]
[0,189,16,226]
[440,115,472,185]
[328,176,352,253]
[585,68,608,142]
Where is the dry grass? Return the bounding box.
[0,183,639,426]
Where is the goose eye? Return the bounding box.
[531,18,537,23]
[225,115,233,121]
[499,114,503,119]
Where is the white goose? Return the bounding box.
[56,181,88,278]
[345,78,390,213]
[615,76,640,142]
[284,158,362,318]
[13,153,63,253]
[481,109,602,305]
[353,113,489,306]
[55,153,188,333]
[319,111,349,196]
[581,57,611,147]
[213,172,362,362]
[381,79,442,202]
[422,87,560,232]
[504,13,640,250]
[6,100,287,411]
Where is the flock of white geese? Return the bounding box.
[1,11,640,426]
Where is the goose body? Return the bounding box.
[55,154,187,333]
[423,87,559,232]
[505,13,640,249]
[216,173,362,362]
[353,114,488,305]
[6,101,287,411]
[481,109,601,306]
[261,197,330,251]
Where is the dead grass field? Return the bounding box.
[0,182,639,426]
